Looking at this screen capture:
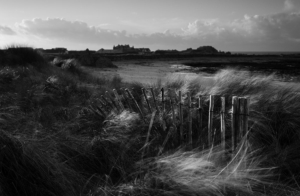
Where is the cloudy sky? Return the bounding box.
[0,0,300,51]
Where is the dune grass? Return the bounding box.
[1,48,300,196]
[97,69,300,196]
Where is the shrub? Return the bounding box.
[51,57,64,67]
[2,45,47,68]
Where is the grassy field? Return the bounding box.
[1,46,300,196]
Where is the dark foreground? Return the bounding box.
[2,47,300,196]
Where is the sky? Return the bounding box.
[0,0,300,51]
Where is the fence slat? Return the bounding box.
[98,97,106,107]
[198,95,203,145]
[220,97,226,151]
[142,88,152,113]
[105,91,118,111]
[98,88,250,154]
[231,96,238,152]
[170,97,176,126]
[101,95,114,110]
[113,89,124,111]
[188,92,193,147]
[161,88,165,114]
[142,110,157,158]
[95,105,106,117]
[125,88,145,122]
[208,95,215,147]
[97,98,108,114]
[239,98,245,141]
[150,88,159,113]
[243,97,250,153]
[158,126,173,155]
[179,91,184,144]
[244,98,250,137]
[120,88,133,112]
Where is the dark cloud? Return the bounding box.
[0,26,16,35]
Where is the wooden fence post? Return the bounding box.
[98,97,107,113]
[208,95,215,147]
[98,97,106,107]
[101,95,114,111]
[244,98,250,137]
[220,97,226,151]
[142,110,157,158]
[161,88,165,114]
[142,88,152,113]
[113,89,124,111]
[125,88,145,122]
[170,88,178,117]
[120,88,133,112]
[198,95,203,145]
[187,92,192,148]
[243,97,250,151]
[239,98,245,140]
[179,91,184,144]
[105,91,118,111]
[231,96,238,152]
[150,88,159,113]
[95,105,106,117]
[159,125,173,155]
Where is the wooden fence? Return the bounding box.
[95,88,250,153]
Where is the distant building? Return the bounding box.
[113,44,135,53]
[97,48,123,54]
[114,44,151,54]
[98,45,151,55]
[135,48,151,54]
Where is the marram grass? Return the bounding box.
[2,54,300,196]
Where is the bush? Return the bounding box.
[2,45,46,68]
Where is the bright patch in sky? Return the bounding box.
[0,0,300,51]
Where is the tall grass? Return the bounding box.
[0,47,134,195]
[96,70,300,195]
[2,51,300,196]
